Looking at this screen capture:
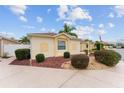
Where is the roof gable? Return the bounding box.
[54,33,72,39]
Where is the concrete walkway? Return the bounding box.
[0,57,124,88]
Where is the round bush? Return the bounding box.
[64,51,70,58]
[36,54,45,63]
[71,54,89,69]
[94,50,121,66]
[15,49,30,60]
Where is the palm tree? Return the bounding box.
[19,36,30,44]
[59,24,78,38]
[99,35,102,42]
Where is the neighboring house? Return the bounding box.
[28,32,82,59]
[102,42,112,49]
[0,36,20,57]
[80,40,95,52]
[116,45,122,49]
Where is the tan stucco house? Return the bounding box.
[102,42,111,49]
[80,40,95,52]
[28,32,83,59]
[0,36,20,57]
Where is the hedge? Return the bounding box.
[15,49,30,60]
[94,50,121,66]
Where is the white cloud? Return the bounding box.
[99,24,104,28]
[108,12,114,18]
[22,25,35,29]
[114,5,124,17]
[63,21,73,25]
[57,6,92,23]
[36,16,43,23]
[72,26,94,39]
[108,22,114,28]
[68,7,92,21]
[8,5,28,22]
[9,5,27,15]
[19,16,27,22]
[0,31,15,38]
[57,5,68,20]
[47,8,51,13]
[40,27,56,33]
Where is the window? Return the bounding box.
[58,40,66,50]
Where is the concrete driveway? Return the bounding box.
[0,57,124,88]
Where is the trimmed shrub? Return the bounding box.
[36,54,45,63]
[121,46,124,48]
[64,51,70,58]
[15,49,30,60]
[94,50,121,66]
[71,54,89,69]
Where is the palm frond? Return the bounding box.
[69,32,78,38]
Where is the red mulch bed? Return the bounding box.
[9,57,70,69]
[9,59,30,66]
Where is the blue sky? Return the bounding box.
[0,5,124,42]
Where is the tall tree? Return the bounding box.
[59,24,78,38]
[95,41,104,50]
[19,36,30,44]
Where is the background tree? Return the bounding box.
[95,41,104,50]
[84,39,93,42]
[19,36,30,44]
[59,24,78,38]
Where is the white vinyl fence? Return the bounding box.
[3,44,30,56]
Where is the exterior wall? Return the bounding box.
[30,36,54,59]
[80,43,87,51]
[0,39,1,56]
[55,34,81,56]
[69,40,80,54]
[80,42,95,51]
[0,39,4,57]
[30,34,82,59]
[0,38,20,57]
[104,46,109,49]
[4,44,30,56]
[55,34,69,56]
